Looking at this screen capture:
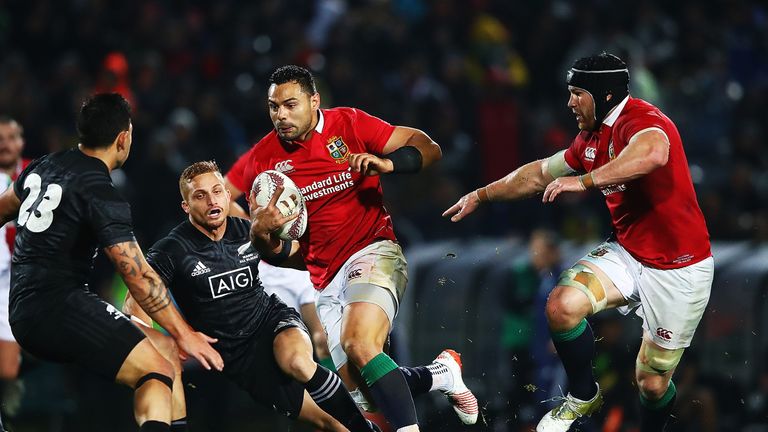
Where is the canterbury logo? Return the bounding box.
[191,261,211,276]
[656,327,673,341]
[347,268,363,280]
[274,160,295,173]
[585,147,596,161]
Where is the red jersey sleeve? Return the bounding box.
[614,108,667,147]
[350,108,396,154]
[563,138,585,173]
[226,147,254,193]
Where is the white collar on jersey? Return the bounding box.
[602,95,630,127]
[314,109,325,133]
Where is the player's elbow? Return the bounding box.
[419,136,442,165]
[413,129,441,163]
[645,144,669,171]
[431,140,443,161]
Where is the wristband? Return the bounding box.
[262,239,291,265]
[476,186,490,202]
[579,172,595,189]
[387,146,423,173]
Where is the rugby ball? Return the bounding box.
[251,170,307,241]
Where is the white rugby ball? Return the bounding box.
[251,170,307,241]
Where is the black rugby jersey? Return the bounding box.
[146,217,273,348]
[11,149,135,322]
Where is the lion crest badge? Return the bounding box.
[326,136,349,164]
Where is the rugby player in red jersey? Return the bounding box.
[0,117,31,251]
[0,117,31,431]
[445,53,713,432]
[227,65,479,431]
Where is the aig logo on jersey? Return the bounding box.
[209,266,253,299]
[326,136,349,164]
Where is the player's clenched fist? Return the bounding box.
[348,152,394,176]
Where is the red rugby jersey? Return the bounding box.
[6,157,31,251]
[227,107,397,289]
[564,97,711,269]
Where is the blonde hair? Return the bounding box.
[179,160,222,199]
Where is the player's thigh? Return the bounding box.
[228,299,308,418]
[11,290,147,382]
[577,261,629,309]
[341,301,390,347]
[0,340,20,379]
[273,326,315,376]
[342,240,408,313]
[231,337,307,419]
[115,337,174,388]
[134,323,181,369]
[574,241,642,313]
[637,257,713,349]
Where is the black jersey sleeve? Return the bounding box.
[13,156,44,200]
[83,174,136,248]
[145,245,176,286]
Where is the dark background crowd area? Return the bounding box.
[1,0,767,431]
[2,0,767,245]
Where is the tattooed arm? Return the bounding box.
[105,241,224,371]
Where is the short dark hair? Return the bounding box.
[0,116,22,134]
[179,160,222,199]
[571,52,627,71]
[76,93,131,149]
[269,65,317,95]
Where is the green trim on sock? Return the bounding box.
[318,356,337,373]
[640,380,677,409]
[359,353,399,387]
[552,319,588,342]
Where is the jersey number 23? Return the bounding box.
[18,173,63,233]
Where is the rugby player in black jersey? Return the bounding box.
[124,161,379,432]
[0,93,223,432]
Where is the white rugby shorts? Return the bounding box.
[316,240,408,369]
[580,240,713,349]
[259,262,316,313]
[0,266,15,342]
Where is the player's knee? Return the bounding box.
[545,287,590,330]
[341,337,379,367]
[136,355,175,387]
[637,374,669,401]
[134,371,175,392]
[311,329,329,351]
[283,351,316,382]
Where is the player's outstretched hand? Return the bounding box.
[176,330,223,371]
[442,190,481,222]
[542,175,585,203]
[248,185,299,236]
[348,152,393,176]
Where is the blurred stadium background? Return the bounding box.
[1,0,767,431]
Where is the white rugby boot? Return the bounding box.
[536,383,603,431]
[433,349,479,425]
